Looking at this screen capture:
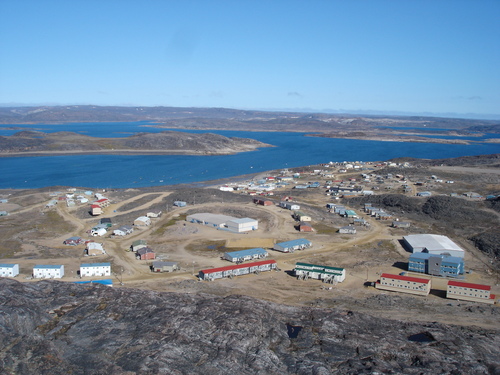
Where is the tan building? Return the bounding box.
[447,281,496,304]
[376,273,430,296]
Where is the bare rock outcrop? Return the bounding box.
[0,279,499,374]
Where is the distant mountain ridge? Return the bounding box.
[0,105,497,133]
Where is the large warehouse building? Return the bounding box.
[186,213,258,232]
[403,234,465,258]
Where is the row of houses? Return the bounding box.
[0,263,111,279]
[375,273,496,304]
[199,259,278,281]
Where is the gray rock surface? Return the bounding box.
[0,279,499,374]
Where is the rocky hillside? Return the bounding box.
[0,130,271,155]
[0,279,499,374]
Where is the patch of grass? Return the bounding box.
[314,223,339,234]
[151,214,187,235]
[186,240,227,253]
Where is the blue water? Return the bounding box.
[1,123,499,189]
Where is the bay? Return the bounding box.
[0,123,499,189]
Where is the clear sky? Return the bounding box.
[1,0,499,118]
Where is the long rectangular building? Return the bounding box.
[403,234,464,258]
[294,262,346,283]
[375,273,430,296]
[223,248,268,263]
[199,259,277,281]
[273,238,312,253]
[446,281,496,304]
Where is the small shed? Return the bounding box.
[152,261,180,272]
[63,236,84,246]
[174,201,187,207]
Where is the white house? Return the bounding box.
[33,265,64,279]
[80,262,111,277]
[91,228,107,237]
[0,263,19,277]
[113,225,133,236]
[226,218,258,232]
[134,216,151,227]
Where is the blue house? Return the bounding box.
[408,252,464,277]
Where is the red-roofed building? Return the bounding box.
[447,280,496,304]
[95,198,110,208]
[375,273,431,296]
[199,259,277,281]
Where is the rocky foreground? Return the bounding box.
[0,279,499,374]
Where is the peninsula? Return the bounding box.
[0,130,272,156]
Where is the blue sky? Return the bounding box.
[1,0,499,118]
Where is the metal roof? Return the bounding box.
[275,238,312,248]
[380,273,430,284]
[80,263,111,268]
[409,252,463,264]
[404,234,464,253]
[0,263,17,268]
[33,265,63,269]
[200,259,277,275]
[227,218,258,224]
[224,248,267,258]
[448,280,491,291]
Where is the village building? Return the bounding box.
[375,273,430,296]
[131,239,147,252]
[293,211,311,222]
[91,204,102,216]
[173,201,187,207]
[63,236,85,246]
[152,261,180,273]
[134,216,151,227]
[392,221,411,228]
[99,218,112,227]
[296,221,314,232]
[253,198,273,206]
[91,227,107,237]
[80,262,111,277]
[33,265,64,279]
[338,225,356,234]
[273,238,312,253]
[113,225,133,236]
[146,210,162,218]
[279,202,300,210]
[86,242,105,256]
[0,263,19,277]
[223,248,268,263]
[136,247,155,260]
[294,262,346,283]
[94,198,110,208]
[226,218,258,232]
[446,281,496,304]
[408,253,464,277]
[198,259,277,281]
[403,234,465,258]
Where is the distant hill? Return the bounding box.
[0,105,497,133]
